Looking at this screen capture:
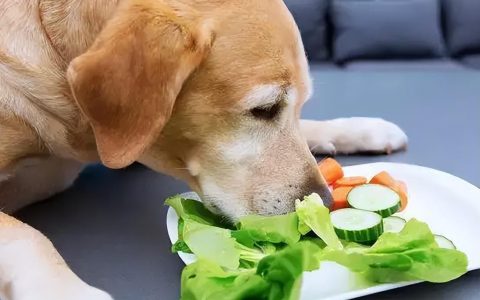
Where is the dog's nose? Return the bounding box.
[310,181,333,208]
[306,171,333,208]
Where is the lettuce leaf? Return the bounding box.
[172,240,192,253]
[183,219,241,269]
[165,195,229,227]
[369,219,436,253]
[166,195,232,253]
[183,219,278,269]
[181,241,322,300]
[295,193,343,250]
[181,260,268,300]
[320,219,468,283]
[171,219,193,253]
[256,241,322,300]
[235,213,301,246]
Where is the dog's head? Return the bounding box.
[67,0,331,220]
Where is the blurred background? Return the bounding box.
[286,0,480,70]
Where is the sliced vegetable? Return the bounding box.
[369,171,396,187]
[321,219,468,283]
[369,171,408,211]
[435,235,456,250]
[348,184,400,217]
[332,186,354,211]
[333,176,368,189]
[397,180,408,193]
[318,158,344,185]
[330,208,384,243]
[295,193,343,249]
[396,181,409,211]
[170,192,468,298]
[383,216,407,233]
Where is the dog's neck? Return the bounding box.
[39,0,120,64]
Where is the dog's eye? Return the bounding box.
[250,103,281,120]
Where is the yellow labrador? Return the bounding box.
[0,0,407,299]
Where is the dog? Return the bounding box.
[0,0,407,299]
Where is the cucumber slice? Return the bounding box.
[435,235,456,249]
[383,216,406,233]
[347,184,401,217]
[330,208,383,243]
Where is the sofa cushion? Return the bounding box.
[331,0,445,63]
[443,0,480,56]
[460,55,480,70]
[284,0,329,61]
[344,59,467,71]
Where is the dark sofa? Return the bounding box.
[285,0,480,71]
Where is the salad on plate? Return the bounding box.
[166,158,468,300]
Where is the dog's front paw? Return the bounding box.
[305,118,408,155]
[0,213,113,300]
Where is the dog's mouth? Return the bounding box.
[196,182,332,222]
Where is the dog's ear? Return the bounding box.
[67,0,213,168]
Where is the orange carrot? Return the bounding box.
[333,176,368,189]
[318,158,344,185]
[369,171,396,187]
[395,181,408,211]
[397,180,408,193]
[332,186,354,211]
[370,171,408,211]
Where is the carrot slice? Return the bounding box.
[318,158,344,185]
[397,180,408,193]
[369,171,408,211]
[333,176,368,189]
[369,171,396,187]
[395,181,408,211]
[332,186,354,211]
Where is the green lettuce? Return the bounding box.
[295,193,343,250]
[181,241,321,300]
[256,241,322,300]
[172,219,193,253]
[165,195,229,227]
[234,213,301,246]
[181,260,268,300]
[166,195,232,253]
[183,219,241,269]
[320,219,468,283]
[183,219,276,269]
[169,193,468,299]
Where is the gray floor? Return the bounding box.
[15,71,480,299]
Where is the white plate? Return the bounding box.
[166,163,480,300]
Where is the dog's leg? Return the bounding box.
[0,212,113,300]
[0,156,112,300]
[0,156,85,213]
[300,118,408,155]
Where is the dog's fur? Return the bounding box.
[0,0,407,299]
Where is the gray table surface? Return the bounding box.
[15,71,480,300]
